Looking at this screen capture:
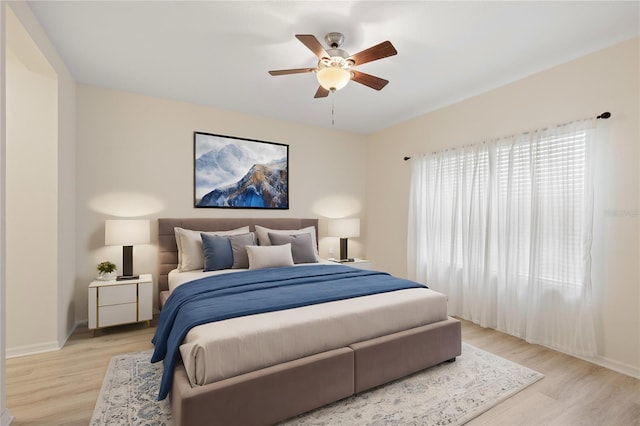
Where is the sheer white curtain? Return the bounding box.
[408,119,597,356]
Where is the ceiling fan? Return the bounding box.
[269,32,397,98]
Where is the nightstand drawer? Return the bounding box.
[98,284,137,306]
[99,303,137,327]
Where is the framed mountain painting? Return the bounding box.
[194,132,289,209]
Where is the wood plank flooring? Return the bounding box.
[6,318,639,425]
[462,321,640,426]
[7,321,156,426]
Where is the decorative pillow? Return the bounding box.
[268,232,318,264]
[175,226,250,271]
[228,232,257,269]
[201,234,233,271]
[254,225,319,256]
[246,244,294,270]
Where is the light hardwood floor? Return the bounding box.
[6,318,640,425]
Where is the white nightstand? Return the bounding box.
[330,258,373,270]
[88,274,153,332]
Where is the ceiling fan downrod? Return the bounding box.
[324,32,344,49]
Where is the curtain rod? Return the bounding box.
[403,111,612,161]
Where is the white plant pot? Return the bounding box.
[97,271,117,281]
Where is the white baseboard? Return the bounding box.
[64,320,85,343]
[539,343,640,379]
[0,408,13,425]
[6,341,60,359]
[459,318,640,380]
[582,354,640,379]
[5,319,88,359]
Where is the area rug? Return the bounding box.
[90,343,543,425]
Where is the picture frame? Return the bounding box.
[194,132,289,209]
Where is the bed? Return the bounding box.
[157,218,461,426]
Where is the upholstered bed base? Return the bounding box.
[157,218,462,426]
[170,318,461,426]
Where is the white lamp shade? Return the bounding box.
[316,66,351,91]
[328,218,360,238]
[105,219,150,246]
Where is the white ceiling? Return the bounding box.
[26,1,640,134]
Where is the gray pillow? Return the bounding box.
[268,232,318,264]
[228,232,257,268]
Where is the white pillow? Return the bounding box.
[254,225,319,255]
[246,244,294,270]
[175,226,250,271]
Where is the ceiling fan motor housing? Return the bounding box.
[327,48,350,60]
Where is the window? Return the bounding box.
[494,130,588,286]
[408,119,597,356]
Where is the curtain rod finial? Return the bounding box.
[597,112,611,119]
[404,156,412,161]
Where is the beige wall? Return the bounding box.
[75,86,368,320]
[366,37,640,375]
[6,40,58,351]
[4,2,76,356]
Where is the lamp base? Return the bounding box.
[339,238,350,262]
[117,275,139,281]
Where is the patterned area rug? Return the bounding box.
[90,343,543,425]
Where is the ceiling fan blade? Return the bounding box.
[351,70,389,91]
[314,86,330,98]
[348,41,397,66]
[296,34,330,59]
[268,68,316,76]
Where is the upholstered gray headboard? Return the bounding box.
[157,218,319,294]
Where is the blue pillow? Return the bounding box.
[201,233,233,271]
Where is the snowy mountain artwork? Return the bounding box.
[194,132,289,209]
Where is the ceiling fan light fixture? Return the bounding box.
[316,66,351,92]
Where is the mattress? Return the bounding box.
[170,264,448,388]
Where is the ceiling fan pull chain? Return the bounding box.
[332,94,335,126]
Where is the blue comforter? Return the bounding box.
[151,264,426,400]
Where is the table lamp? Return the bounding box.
[105,219,150,280]
[328,218,360,262]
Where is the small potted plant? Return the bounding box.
[96,261,117,281]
